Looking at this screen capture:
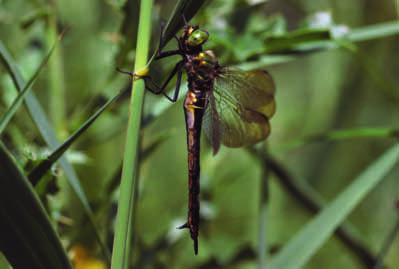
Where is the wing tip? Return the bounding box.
[212,141,220,155]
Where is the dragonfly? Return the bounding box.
[125,19,276,255]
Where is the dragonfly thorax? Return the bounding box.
[185,50,219,90]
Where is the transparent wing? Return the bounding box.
[203,68,276,153]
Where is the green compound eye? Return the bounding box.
[187,29,209,47]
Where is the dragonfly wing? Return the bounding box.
[203,92,221,154]
[203,68,276,150]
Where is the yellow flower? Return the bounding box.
[69,244,107,269]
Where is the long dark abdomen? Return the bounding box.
[180,89,207,255]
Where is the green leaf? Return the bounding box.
[263,21,399,55]
[0,35,58,135]
[0,252,12,269]
[232,32,264,61]
[237,20,399,69]
[160,0,207,49]
[269,144,399,269]
[236,55,297,70]
[349,20,399,42]
[278,127,398,152]
[0,142,72,269]
[0,41,110,262]
[28,88,127,184]
[264,28,332,54]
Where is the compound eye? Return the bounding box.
[187,29,209,47]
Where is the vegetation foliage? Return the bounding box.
[0,0,398,268]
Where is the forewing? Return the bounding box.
[203,68,276,149]
[203,92,221,154]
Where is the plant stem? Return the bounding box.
[111,1,153,269]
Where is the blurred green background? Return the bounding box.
[0,0,398,268]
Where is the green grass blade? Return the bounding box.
[111,1,153,268]
[28,88,127,185]
[105,130,173,195]
[349,20,399,42]
[269,144,399,269]
[0,252,11,269]
[0,36,58,134]
[0,142,72,269]
[278,127,398,152]
[0,41,110,262]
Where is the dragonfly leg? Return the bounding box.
[174,35,184,51]
[155,20,183,60]
[163,67,182,102]
[158,19,166,49]
[116,67,134,76]
[155,49,181,60]
[142,61,183,98]
[182,14,188,26]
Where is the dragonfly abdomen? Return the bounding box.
[180,89,208,255]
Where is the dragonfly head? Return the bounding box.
[185,27,209,48]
